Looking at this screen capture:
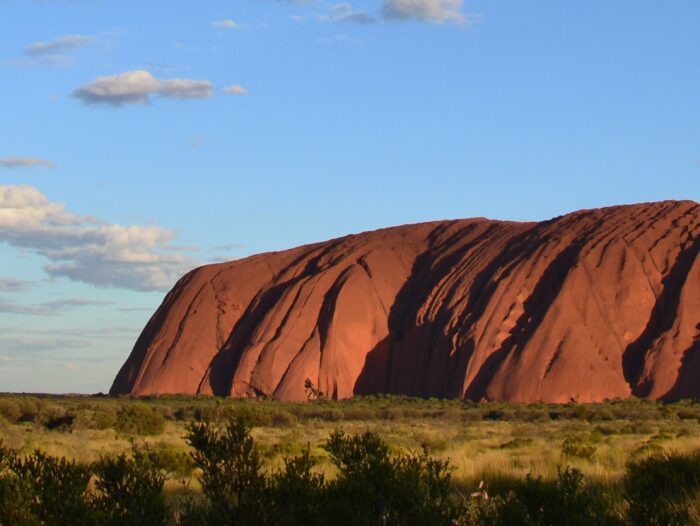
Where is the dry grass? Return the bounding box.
[2,394,700,494]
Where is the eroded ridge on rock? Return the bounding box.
[111,201,700,402]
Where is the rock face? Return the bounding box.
[111,201,700,402]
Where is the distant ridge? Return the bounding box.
[111,201,700,402]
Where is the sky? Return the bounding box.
[1,0,699,393]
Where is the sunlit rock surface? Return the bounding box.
[111,201,700,402]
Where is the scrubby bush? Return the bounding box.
[0,444,34,525]
[466,467,624,526]
[0,442,169,526]
[0,400,21,424]
[91,408,117,430]
[270,410,297,428]
[181,416,461,526]
[323,430,459,526]
[625,451,700,526]
[115,404,166,435]
[182,415,269,525]
[92,447,169,526]
[561,435,597,461]
[11,449,95,525]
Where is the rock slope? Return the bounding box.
[111,201,700,402]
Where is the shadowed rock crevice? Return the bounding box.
[622,234,700,396]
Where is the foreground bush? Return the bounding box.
[2,415,700,525]
[114,404,166,435]
[0,442,167,526]
[182,416,460,526]
[466,467,624,526]
[625,451,700,526]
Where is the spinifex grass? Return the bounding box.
[1,394,699,492]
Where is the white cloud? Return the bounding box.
[24,35,92,56]
[222,84,248,95]
[0,185,198,291]
[320,3,375,24]
[0,157,55,169]
[212,19,240,29]
[73,70,213,107]
[382,0,467,23]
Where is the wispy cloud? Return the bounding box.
[320,3,375,24]
[0,297,112,316]
[0,185,198,291]
[222,84,248,95]
[25,35,92,56]
[0,157,55,169]
[0,278,33,293]
[212,19,240,29]
[73,70,213,107]
[314,34,364,45]
[382,0,470,24]
[0,335,93,353]
[213,243,246,251]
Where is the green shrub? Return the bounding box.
[307,407,345,422]
[561,435,597,461]
[115,404,166,435]
[92,447,169,526]
[15,397,43,423]
[340,407,378,420]
[91,408,117,430]
[0,444,34,525]
[323,430,459,526]
[269,447,325,526]
[0,400,21,424]
[467,467,623,526]
[625,451,700,526]
[152,443,195,477]
[270,410,297,428]
[12,449,95,525]
[182,415,269,525]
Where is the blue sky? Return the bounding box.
[1,0,698,393]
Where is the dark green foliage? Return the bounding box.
[625,451,700,526]
[0,444,34,525]
[3,395,700,524]
[182,417,460,526]
[323,430,459,526]
[268,447,325,526]
[115,404,166,435]
[152,443,196,477]
[92,446,169,526]
[561,435,597,460]
[182,415,269,525]
[0,442,168,526]
[467,467,624,526]
[12,449,94,525]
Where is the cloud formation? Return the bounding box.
[0,185,198,291]
[222,84,248,95]
[320,3,375,24]
[0,297,112,316]
[212,19,240,29]
[382,0,466,23]
[0,157,55,169]
[0,277,32,293]
[73,70,214,106]
[24,35,92,56]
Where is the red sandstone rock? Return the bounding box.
[110,201,700,402]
